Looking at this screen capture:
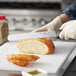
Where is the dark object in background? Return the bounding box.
[0,2,61,10]
[63,57,76,76]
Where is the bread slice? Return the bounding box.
[7,54,40,66]
[17,38,55,55]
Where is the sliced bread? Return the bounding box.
[17,38,55,55]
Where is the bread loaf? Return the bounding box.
[0,21,8,45]
[17,38,55,55]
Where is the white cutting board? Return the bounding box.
[0,34,76,74]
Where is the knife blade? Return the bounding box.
[8,30,61,41]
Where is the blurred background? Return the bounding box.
[0,0,75,34]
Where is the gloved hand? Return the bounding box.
[32,16,62,32]
[59,20,76,40]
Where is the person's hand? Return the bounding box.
[32,16,62,32]
[59,20,76,40]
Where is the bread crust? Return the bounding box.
[17,38,55,54]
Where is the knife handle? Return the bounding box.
[55,30,61,37]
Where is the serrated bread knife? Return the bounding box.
[8,30,61,41]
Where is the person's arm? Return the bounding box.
[63,1,76,20]
[59,1,76,40]
[32,1,76,32]
[32,14,70,32]
[60,13,71,23]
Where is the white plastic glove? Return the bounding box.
[59,20,76,40]
[32,16,62,32]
